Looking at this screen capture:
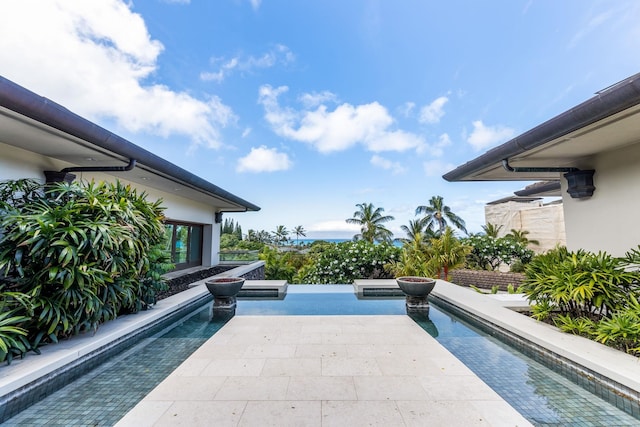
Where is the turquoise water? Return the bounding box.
[286,238,403,247]
[4,287,639,426]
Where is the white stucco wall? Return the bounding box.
[485,200,566,253]
[484,201,566,253]
[0,142,221,266]
[562,142,640,256]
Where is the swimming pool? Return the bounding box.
[3,285,639,426]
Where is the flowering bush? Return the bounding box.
[463,234,534,271]
[300,240,401,284]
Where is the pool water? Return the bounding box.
[4,286,639,426]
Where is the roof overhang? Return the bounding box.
[443,73,640,182]
[0,76,260,213]
[514,181,561,197]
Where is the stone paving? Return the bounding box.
[116,315,532,426]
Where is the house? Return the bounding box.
[484,195,566,253]
[0,76,260,271]
[444,72,640,257]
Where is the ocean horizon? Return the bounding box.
[285,238,402,247]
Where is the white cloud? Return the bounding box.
[370,155,405,175]
[0,0,232,150]
[258,85,424,153]
[249,0,261,11]
[298,91,338,108]
[399,102,416,118]
[241,127,252,138]
[201,44,294,83]
[236,145,292,173]
[422,160,456,177]
[419,96,448,124]
[467,120,515,151]
[307,220,360,233]
[424,133,452,157]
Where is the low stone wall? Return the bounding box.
[448,269,524,291]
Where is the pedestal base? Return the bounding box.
[405,296,430,313]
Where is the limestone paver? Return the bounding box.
[116,316,533,426]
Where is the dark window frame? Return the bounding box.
[164,220,204,271]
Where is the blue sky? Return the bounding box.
[2,1,639,238]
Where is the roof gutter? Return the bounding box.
[0,76,259,212]
[443,72,640,182]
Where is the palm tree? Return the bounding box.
[398,218,437,247]
[427,227,472,280]
[416,195,467,236]
[506,229,539,247]
[293,225,306,246]
[272,225,289,246]
[481,222,503,238]
[346,202,395,243]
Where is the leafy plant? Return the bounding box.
[387,239,437,278]
[553,314,596,338]
[463,234,534,271]
[521,247,638,320]
[0,290,31,364]
[0,179,168,360]
[302,240,400,284]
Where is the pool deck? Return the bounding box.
[115,315,532,427]
[2,279,640,425]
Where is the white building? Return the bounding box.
[485,196,566,253]
[445,72,640,257]
[0,76,259,271]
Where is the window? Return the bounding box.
[165,221,203,270]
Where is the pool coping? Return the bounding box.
[355,279,640,399]
[1,278,639,420]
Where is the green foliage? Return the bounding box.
[481,222,502,238]
[416,195,467,235]
[346,203,395,243]
[0,290,31,364]
[301,240,401,284]
[221,218,242,239]
[593,310,640,354]
[521,247,638,319]
[522,246,640,357]
[387,239,437,278]
[553,314,596,338]
[506,283,517,294]
[0,179,168,362]
[428,227,472,280]
[220,233,240,249]
[463,234,534,271]
[259,246,300,282]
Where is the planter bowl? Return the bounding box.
[205,277,245,298]
[396,276,436,298]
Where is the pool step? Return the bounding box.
[238,280,288,299]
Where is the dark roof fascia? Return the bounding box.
[443,73,640,182]
[514,181,561,197]
[0,76,260,212]
[486,196,542,205]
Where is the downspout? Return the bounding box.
[61,158,137,173]
[44,158,136,183]
[502,159,595,199]
[501,158,577,174]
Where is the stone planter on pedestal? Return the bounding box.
[396,276,436,313]
[206,277,245,312]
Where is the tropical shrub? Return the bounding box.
[260,246,306,283]
[300,240,401,284]
[0,179,169,362]
[521,247,638,319]
[521,245,640,356]
[386,239,436,278]
[463,234,534,271]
